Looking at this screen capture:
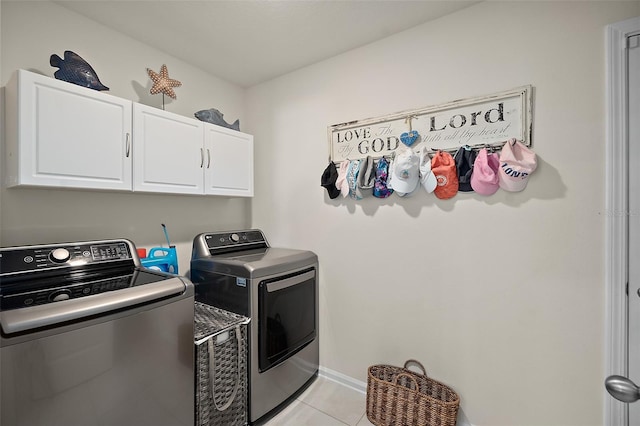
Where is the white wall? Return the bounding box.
[247,2,640,425]
[0,1,251,272]
[4,1,640,425]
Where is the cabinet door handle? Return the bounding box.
[200,148,204,168]
[207,149,211,168]
[125,133,131,158]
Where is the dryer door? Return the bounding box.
[257,268,316,372]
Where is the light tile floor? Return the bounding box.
[263,376,374,426]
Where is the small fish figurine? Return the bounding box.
[194,108,240,131]
[50,51,109,91]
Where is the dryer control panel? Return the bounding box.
[200,230,268,255]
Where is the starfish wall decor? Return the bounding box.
[146,64,182,105]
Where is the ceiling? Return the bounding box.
[53,0,479,88]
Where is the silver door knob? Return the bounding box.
[606,375,640,403]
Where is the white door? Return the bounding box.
[607,31,640,423]
[628,33,640,423]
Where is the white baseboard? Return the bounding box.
[318,365,367,394]
[318,365,474,426]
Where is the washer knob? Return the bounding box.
[230,233,240,243]
[50,248,70,263]
[50,290,71,302]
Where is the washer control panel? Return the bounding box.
[0,241,134,275]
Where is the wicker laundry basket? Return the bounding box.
[195,302,250,426]
[366,359,460,426]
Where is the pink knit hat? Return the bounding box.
[471,148,500,195]
[499,139,537,192]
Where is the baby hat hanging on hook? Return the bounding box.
[320,162,341,199]
[358,156,376,193]
[498,139,537,192]
[388,148,420,195]
[471,148,500,195]
[419,146,437,193]
[347,159,364,200]
[335,161,350,198]
[431,150,459,200]
[373,157,393,198]
[454,146,478,192]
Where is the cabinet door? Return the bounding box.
[133,104,205,194]
[203,124,254,197]
[6,70,132,190]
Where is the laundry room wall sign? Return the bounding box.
[328,85,533,163]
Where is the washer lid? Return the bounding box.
[1,274,187,335]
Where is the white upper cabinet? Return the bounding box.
[204,124,254,197]
[133,103,205,194]
[133,105,253,197]
[4,69,133,190]
[4,69,253,197]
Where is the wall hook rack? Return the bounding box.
[328,85,533,164]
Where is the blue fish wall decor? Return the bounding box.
[50,50,109,91]
[194,108,240,131]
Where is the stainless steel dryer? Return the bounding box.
[190,230,318,424]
